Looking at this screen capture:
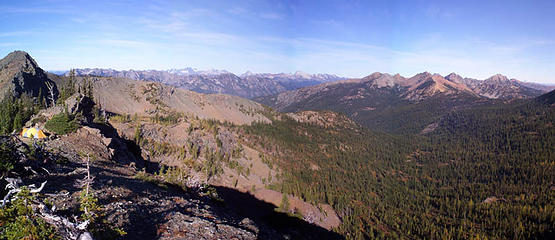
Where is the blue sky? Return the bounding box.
[1,0,554,83]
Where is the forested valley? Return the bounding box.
[242,96,555,239]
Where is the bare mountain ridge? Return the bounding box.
[256,71,552,133]
[90,76,270,125]
[361,71,548,100]
[64,68,344,99]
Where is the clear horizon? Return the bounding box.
[1,0,554,84]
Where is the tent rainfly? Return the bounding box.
[20,127,47,139]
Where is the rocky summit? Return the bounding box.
[0,51,54,100]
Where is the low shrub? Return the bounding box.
[45,112,79,135]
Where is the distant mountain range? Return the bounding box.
[54,68,554,101]
[57,68,344,99]
[256,71,553,133]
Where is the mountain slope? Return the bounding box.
[67,68,344,99]
[90,76,270,125]
[536,89,555,105]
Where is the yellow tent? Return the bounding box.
[20,127,47,139]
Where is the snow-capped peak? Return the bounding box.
[293,71,312,79]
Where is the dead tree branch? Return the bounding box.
[1,178,93,239]
[0,178,47,207]
[45,81,56,107]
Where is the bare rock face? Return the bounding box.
[65,94,94,116]
[0,51,54,100]
[156,211,257,240]
[77,126,140,167]
[475,74,540,99]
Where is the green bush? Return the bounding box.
[45,112,79,135]
[0,188,59,240]
[0,142,16,177]
[79,189,99,222]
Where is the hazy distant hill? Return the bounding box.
[64,68,344,98]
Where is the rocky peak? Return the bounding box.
[360,72,398,88]
[431,73,446,81]
[294,71,312,79]
[485,74,510,83]
[407,72,433,84]
[0,51,51,100]
[473,74,544,99]
[401,72,476,100]
[240,70,255,78]
[406,72,432,84]
[362,72,384,81]
[167,67,197,75]
[418,71,432,77]
[70,68,343,99]
[445,72,463,83]
[0,51,40,72]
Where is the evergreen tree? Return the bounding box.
[12,112,22,132]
